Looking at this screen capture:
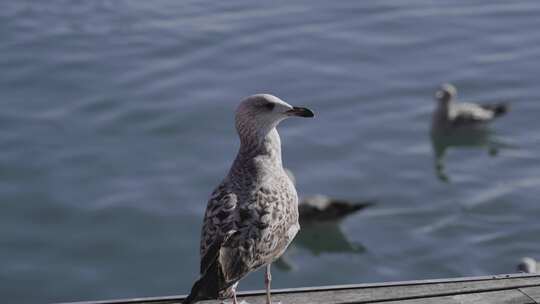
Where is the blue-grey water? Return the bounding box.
[1,1,540,303]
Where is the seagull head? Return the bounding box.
[435,83,457,105]
[235,94,314,143]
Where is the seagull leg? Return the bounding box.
[232,282,239,304]
[232,291,238,304]
[265,264,275,304]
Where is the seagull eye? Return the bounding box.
[264,103,275,111]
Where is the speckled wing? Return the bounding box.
[241,183,299,265]
[200,184,239,275]
[199,178,299,288]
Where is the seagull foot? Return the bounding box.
[222,299,281,304]
[223,300,250,304]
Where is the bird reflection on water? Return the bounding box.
[275,220,367,271]
[293,220,366,255]
[431,129,504,182]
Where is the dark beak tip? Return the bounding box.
[291,107,315,118]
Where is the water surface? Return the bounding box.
[1,1,540,303]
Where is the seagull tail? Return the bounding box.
[492,103,509,117]
[184,231,237,304]
[184,256,236,304]
[183,278,204,304]
[183,273,218,304]
[482,103,509,117]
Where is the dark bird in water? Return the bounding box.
[184,94,314,304]
[431,83,508,133]
[284,169,374,222]
[299,195,374,223]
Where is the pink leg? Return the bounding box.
[221,283,240,304]
[232,283,239,304]
[265,264,272,304]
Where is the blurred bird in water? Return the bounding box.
[184,94,314,304]
[431,83,508,134]
[517,257,537,273]
[285,169,374,222]
[430,83,510,182]
[298,195,374,223]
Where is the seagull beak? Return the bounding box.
[285,106,315,118]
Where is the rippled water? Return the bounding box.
[1,1,540,303]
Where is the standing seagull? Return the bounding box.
[184,94,314,304]
[431,83,508,133]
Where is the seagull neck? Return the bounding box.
[436,100,450,119]
[236,128,283,167]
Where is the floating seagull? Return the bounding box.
[517,257,537,273]
[299,195,374,222]
[184,94,314,304]
[431,83,508,133]
[430,83,510,182]
[284,169,374,222]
